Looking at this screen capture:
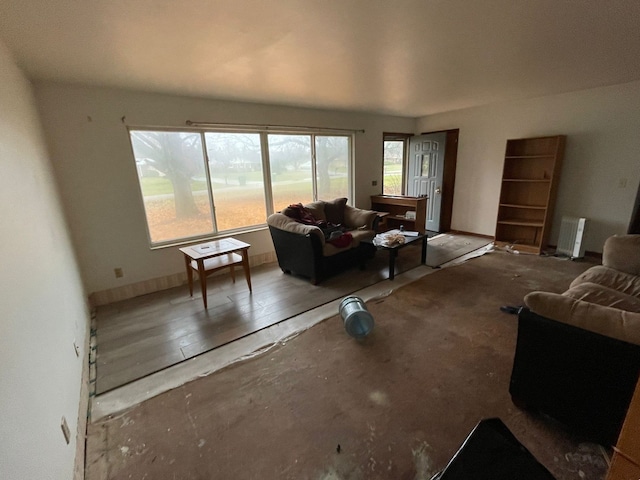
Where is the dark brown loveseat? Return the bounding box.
[266,198,378,284]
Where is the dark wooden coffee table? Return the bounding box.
[367,230,428,280]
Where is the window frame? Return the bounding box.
[382,132,412,196]
[127,125,354,249]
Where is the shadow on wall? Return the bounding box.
[553,131,638,251]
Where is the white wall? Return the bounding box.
[418,81,640,253]
[0,43,89,480]
[33,82,414,295]
[32,78,640,301]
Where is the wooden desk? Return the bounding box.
[370,195,427,233]
[179,238,251,308]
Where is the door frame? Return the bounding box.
[382,132,412,196]
[420,128,459,233]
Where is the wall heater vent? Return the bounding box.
[556,216,588,258]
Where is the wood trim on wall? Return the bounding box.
[88,251,277,307]
[440,129,459,233]
[448,230,495,240]
[382,132,413,196]
[419,128,459,233]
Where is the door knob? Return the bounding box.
[435,187,442,194]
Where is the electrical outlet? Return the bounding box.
[114,267,123,278]
[73,340,80,357]
[371,180,378,186]
[61,416,71,445]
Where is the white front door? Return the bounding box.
[407,132,446,232]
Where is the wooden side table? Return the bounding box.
[179,238,252,308]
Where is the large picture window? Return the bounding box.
[129,128,353,246]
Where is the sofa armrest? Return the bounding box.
[603,234,640,276]
[524,291,640,345]
[267,223,325,283]
[266,213,324,244]
[343,205,377,230]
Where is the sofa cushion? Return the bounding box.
[266,213,324,243]
[603,234,640,276]
[563,282,640,313]
[524,291,640,345]
[323,197,348,225]
[570,265,640,298]
[349,228,374,247]
[303,201,327,222]
[344,204,377,230]
[322,239,353,256]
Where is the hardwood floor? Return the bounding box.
[94,233,490,394]
[95,248,425,394]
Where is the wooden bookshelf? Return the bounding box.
[370,195,427,233]
[494,136,566,254]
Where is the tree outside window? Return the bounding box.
[128,128,353,246]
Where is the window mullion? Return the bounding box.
[401,138,409,196]
[261,132,275,216]
[349,135,354,203]
[200,132,218,233]
[311,134,318,201]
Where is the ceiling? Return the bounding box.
[2,0,640,117]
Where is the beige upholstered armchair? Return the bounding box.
[510,235,640,446]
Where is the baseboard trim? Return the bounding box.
[584,250,603,261]
[547,244,603,261]
[88,251,277,307]
[447,230,495,240]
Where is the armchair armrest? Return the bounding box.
[524,291,640,345]
[266,213,324,244]
[343,205,377,230]
[603,234,640,276]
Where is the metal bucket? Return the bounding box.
[339,296,374,339]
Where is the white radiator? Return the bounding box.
[556,216,588,258]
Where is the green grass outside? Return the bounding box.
[139,177,208,196]
[140,172,348,197]
[383,163,402,173]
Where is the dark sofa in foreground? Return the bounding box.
[266,198,378,284]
